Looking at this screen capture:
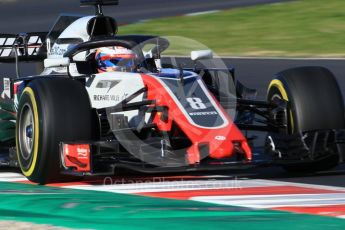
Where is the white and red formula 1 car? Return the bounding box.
[0,0,344,184]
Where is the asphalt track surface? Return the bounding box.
[1,0,345,228]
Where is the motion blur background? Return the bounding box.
[1,0,345,98]
[0,0,290,32]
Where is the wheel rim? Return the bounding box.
[271,93,282,101]
[18,103,35,161]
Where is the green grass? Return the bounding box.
[119,0,345,57]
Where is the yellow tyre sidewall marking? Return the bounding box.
[16,87,39,177]
[268,79,295,133]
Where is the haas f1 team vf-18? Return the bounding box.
[0,0,344,184]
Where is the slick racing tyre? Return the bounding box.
[267,66,344,173]
[16,78,96,184]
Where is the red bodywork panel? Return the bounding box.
[141,74,252,164]
[62,144,91,172]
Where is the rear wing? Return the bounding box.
[0,32,47,63]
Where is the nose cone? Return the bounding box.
[186,125,252,164]
[209,138,234,159]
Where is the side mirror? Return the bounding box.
[44,57,70,68]
[191,50,213,61]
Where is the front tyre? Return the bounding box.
[16,78,96,184]
[17,88,39,178]
[267,66,344,173]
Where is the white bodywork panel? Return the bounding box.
[48,16,93,59]
[41,16,95,75]
[190,50,213,61]
[44,16,95,72]
[86,72,145,126]
[40,15,148,125]
[44,57,70,68]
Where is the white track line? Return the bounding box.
[185,10,220,17]
[256,179,345,192]
[63,178,290,193]
[191,193,345,209]
[0,172,26,182]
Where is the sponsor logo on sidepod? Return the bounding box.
[215,136,226,141]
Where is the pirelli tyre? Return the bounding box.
[267,66,344,173]
[16,78,96,184]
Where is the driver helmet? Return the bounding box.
[95,46,137,73]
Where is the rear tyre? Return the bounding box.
[16,78,96,184]
[267,66,344,173]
